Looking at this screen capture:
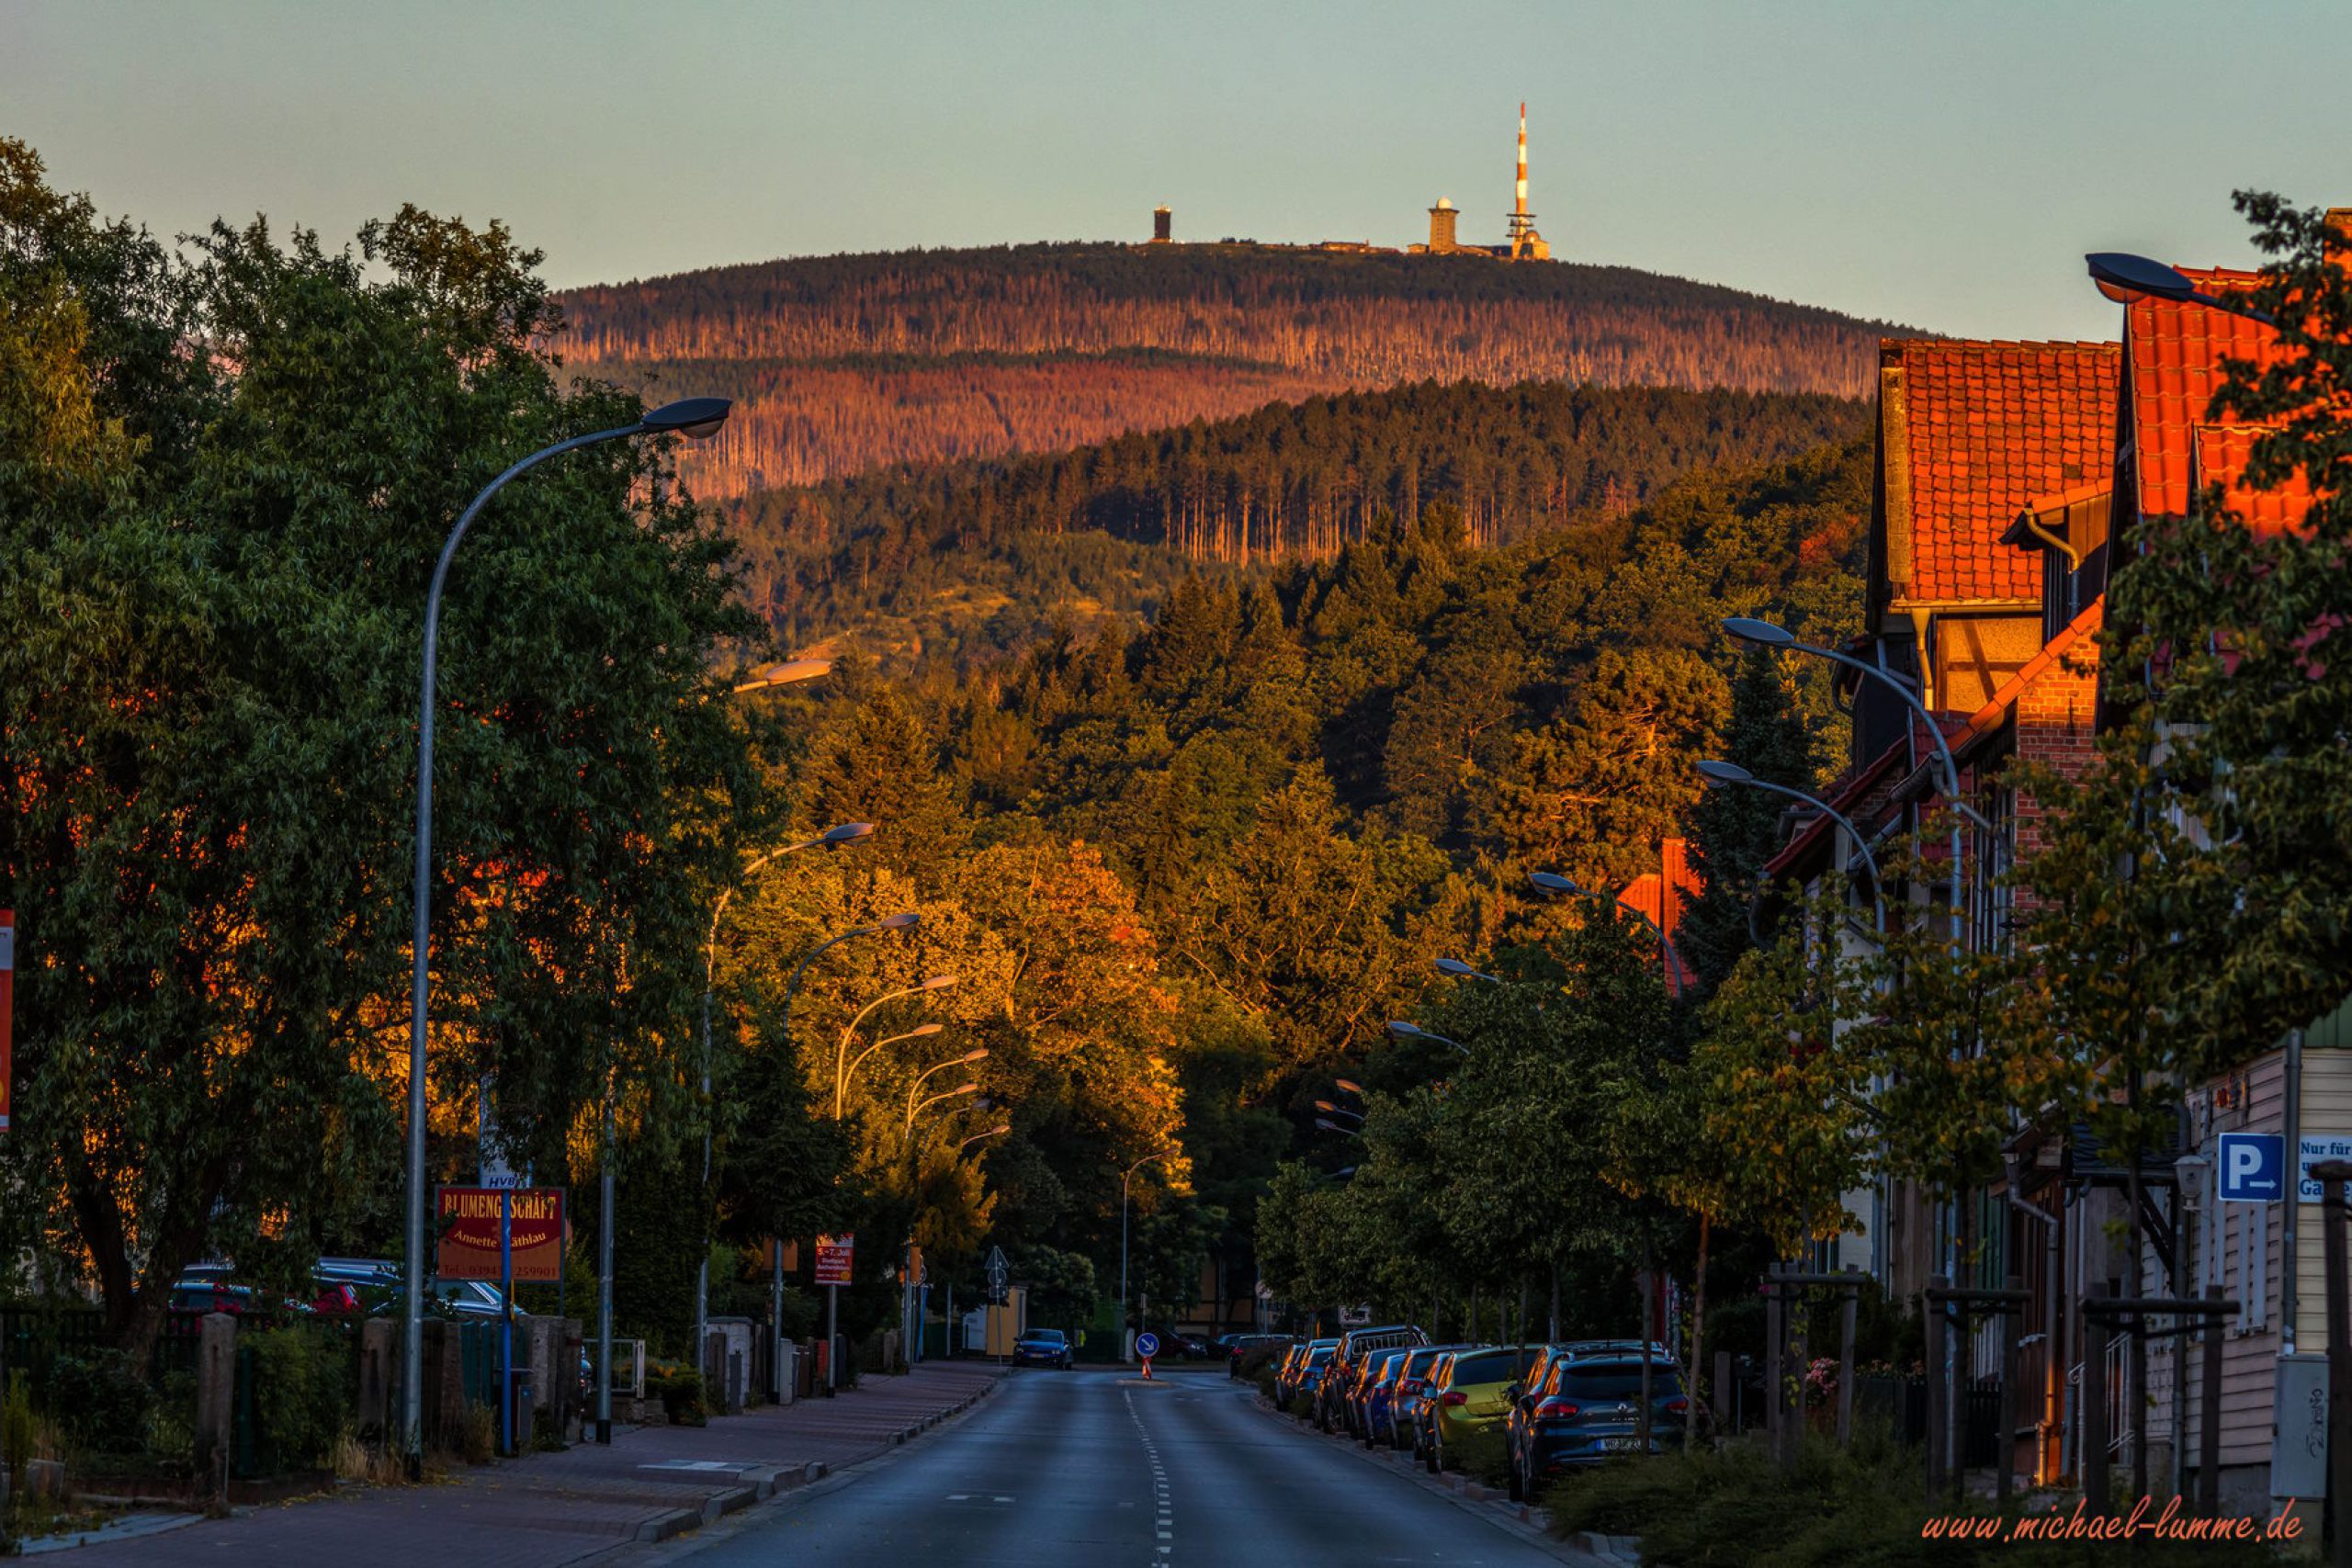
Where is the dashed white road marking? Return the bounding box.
[1126,1387,1174,1566]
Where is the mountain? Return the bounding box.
[552,243,1901,500]
[730,378,1872,662]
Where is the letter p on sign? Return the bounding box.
[2217,1132,2283,1202]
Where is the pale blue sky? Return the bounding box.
[6,0,2346,339]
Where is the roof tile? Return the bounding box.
[1884,339,2119,608]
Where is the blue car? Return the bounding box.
[1013,1328,1073,1368]
[1511,1354,1687,1492]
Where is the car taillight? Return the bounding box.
[1664,1396,1689,1414]
[1398,1379,1422,1393]
[1441,1391,1467,1406]
[1535,1398,1581,1418]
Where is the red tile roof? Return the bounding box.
[1882,339,2120,610]
[1761,742,1909,883]
[1615,837,1700,992]
[2119,267,2298,523]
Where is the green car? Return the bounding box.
[1424,1344,1541,1473]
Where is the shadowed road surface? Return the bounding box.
[673,1369,1565,1567]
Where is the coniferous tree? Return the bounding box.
[1679,649,1816,994]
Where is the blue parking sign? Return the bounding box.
[2217,1132,2285,1201]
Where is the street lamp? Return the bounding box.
[834,973,958,1118]
[1526,870,1689,996]
[956,1122,1012,1154]
[731,658,834,696]
[1313,1100,1364,1122]
[2086,252,2278,326]
[1333,1077,1363,1094]
[1722,615,1987,942]
[1431,956,1502,984]
[695,819,868,1394]
[405,395,729,1472]
[1695,759,1884,930]
[1314,1118,1364,1139]
[1119,1153,1169,1347]
[904,1049,991,1140]
[1385,1019,1468,1055]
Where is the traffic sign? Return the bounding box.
[2219,1132,2286,1201]
[1133,1331,1160,1359]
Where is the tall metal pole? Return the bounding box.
[405,423,642,1476]
[596,1068,616,1443]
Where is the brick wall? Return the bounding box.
[2004,637,2101,916]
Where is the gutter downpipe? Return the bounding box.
[2284,1027,2304,1350]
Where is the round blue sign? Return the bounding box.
[1133,1331,1160,1359]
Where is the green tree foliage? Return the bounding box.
[1678,650,1818,994]
[0,141,763,1348]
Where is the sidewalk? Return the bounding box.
[58,1362,1007,1566]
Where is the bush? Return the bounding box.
[647,1370,707,1427]
[3,1371,34,1483]
[45,1350,153,1457]
[246,1327,353,1472]
[1452,1425,1513,1488]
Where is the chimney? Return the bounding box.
[1151,205,1171,244]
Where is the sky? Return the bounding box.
[6,0,2348,341]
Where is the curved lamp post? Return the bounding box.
[1431,956,1502,984]
[1723,615,1988,944]
[1695,760,1885,931]
[1312,1100,1364,1123]
[903,1049,991,1141]
[1386,1019,1468,1055]
[1315,1117,1365,1140]
[731,658,834,696]
[695,819,867,1387]
[842,1021,944,1110]
[405,395,729,1472]
[833,972,958,1119]
[1526,870,1690,997]
[956,1122,1012,1155]
[1119,1153,1169,1341]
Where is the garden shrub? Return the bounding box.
[44,1350,153,1457]
[647,1369,707,1427]
[1452,1424,1513,1487]
[246,1327,353,1472]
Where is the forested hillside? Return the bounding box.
[731,378,1871,661]
[553,243,1900,496]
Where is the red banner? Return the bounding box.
[0,909,12,1136]
[436,1186,564,1282]
[814,1233,854,1286]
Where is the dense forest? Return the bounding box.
[552,243,1901,496]
[727,378,1871,662]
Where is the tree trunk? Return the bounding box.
[1638,1259,1657,1455]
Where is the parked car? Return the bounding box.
[1283,1340,1339,1413]
[1226,1333,1292,1379]
[1406,1348,1460,1462]
[1013,1328,1074,1369]
[1385,1344,1459,1450]
[1272,1341,1317,1410]
[1316,1323,1426,1432]
[1508,1350,1688,1496]
[1424,1344,1541,1473]
[1354,1347,1418,1446]
[1156,1328,1212,1360]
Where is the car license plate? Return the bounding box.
[1599,1438,1643,1453]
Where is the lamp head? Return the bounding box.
[821,822,875,846]
[1696,759,1754,787]
[904,1022,944,1039]
[2086,252,2198,303]
[961,1047,989,1063]
[876,911,919,932]
[1527,871,1578,896]
[744,658,831,690]
[1722,615,1795,649]
[1432,957,1482,979]
[1314,1100,1337,1112]
[1333,1077,1363,1094]
[952,1081,979,1096]
[641,396,732,439]
[1315,1118,1342,1133]
[922,973,958,990]
[986,1122,1012,1136]
[1385,1020,1423,1040]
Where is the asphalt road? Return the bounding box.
[665,1368,1567,1568]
